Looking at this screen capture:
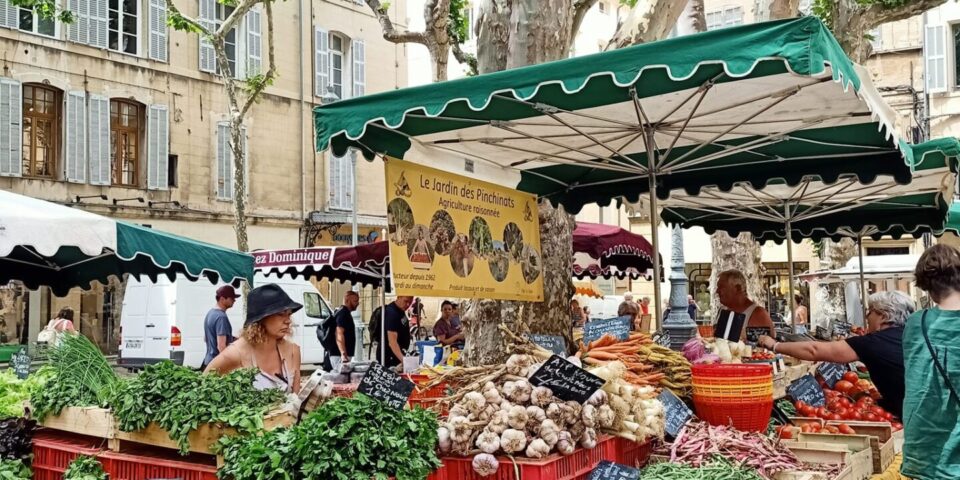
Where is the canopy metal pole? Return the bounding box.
[857,236,867,325]
[648,173,662,331]
[380,282,386,366]
[786,219,796,328]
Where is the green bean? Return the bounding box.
[641,456,765,480]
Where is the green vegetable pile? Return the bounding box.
[219,394,441,480]
[640,456,765,479]
[0,370,42,418]
[0,458,31,480]
[109,361,285,454]
[63,455,107,480]
[29,334,119,421]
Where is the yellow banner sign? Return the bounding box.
[385,158,543,301]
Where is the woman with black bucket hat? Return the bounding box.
[205,284,303,392]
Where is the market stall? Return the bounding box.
[573,222,660,281]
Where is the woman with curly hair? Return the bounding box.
[901,244,960,479]
[205,284,302,392]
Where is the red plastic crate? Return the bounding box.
[610,437,654,467]
[442,436,615,480]
[404,374,448,401]
[100,448,218,480]
[32,430,103,476]
[426,464,446,480]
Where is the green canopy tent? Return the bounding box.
[314,16,918,327]
[943,198,960,236]
[0,189,253,295]
[662,138,960,323]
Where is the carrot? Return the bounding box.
[582,356,605,365]
[585,350,619,361]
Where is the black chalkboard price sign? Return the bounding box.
[11,347,30,380]
[583,317,632,345]
[652,330,671,348]
[587,461,639,480]
[357,362,415,410]
[787,374,826,407]
[817,362,849,389]
[528,334,567,356]
[529,355,605,404]
[745,327,770,343]
[658,388,693,438]
[834,322,852,337]
[714,310,746,342]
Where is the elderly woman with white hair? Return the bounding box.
[758,290,914,418]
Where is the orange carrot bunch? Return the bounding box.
[581,333,664,385]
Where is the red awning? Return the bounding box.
[572,222,660,280]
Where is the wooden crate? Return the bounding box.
[824,421,895,474]
[789,417,825,427]
[776,441,866,480]
[39,407,116,440]
[795,434,873,480]
[892,429,904,454]
[774,373,789,399]
[114,409,295,455]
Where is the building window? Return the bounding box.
[330,32,344,99]
[217,2,237,76]
[108,0,138,54]
[866,246,910,256]
[598,1,606,14]
[110,99,143,186]
[706,6,742,30]
[953,24,960,88]
[18,7,56,37]
[22,84,61,178]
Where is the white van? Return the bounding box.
[118,272,334,369]
[585,295,626,321]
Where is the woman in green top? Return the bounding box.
[902,244,960,479]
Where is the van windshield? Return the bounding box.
[303,292,332,318]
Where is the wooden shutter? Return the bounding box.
[64,91,87,183]
[216,122,233,199]
[149,0,168,62]
[67,0,87,44]
[87,95,110,185]
[147,105,169,190]
[0,78,22,177]
[245,8,262,77]
[198,0,216,73]
[352,38,365,97]
[314,27,329,97]
[925,24,947,93]
[0,0,18,29]
[89,0,108,48]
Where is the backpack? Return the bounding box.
[38,319,66,344]
[316,311,339,351]
[368,307,383,344]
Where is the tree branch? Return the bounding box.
[240,0,277,118]
[365,0,429,44]
[165,0,211,36]
[219,0,258,38]
[571,0,599,40]
[451,40,478,75]
[861,0,948,31]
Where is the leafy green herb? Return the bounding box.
[219,394,441,480]
[29,335,119,421]
[0,417,37,463]
[63,455,106,480]
[0,370,45,418]
[109,361,284,454]
[0,458,31,480]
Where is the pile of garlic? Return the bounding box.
[589,360,666,442]
[438,354,615,477]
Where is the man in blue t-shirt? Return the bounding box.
[202,286,239,370]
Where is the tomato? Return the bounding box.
[801,424,814,433]
[863,412,880,422]
[799,404,815,416]
[851,411,864,421]
[891,422,903,432]
[869,406,886,416]
[828,413,842,421]
[843,371,860,383]
[778,426,794,439]
[881,412,893,421]
[815,407,828,418]
[825,425,840,434]
[834,380,855,395]
[834,408,849,418]
[838,424,856,435]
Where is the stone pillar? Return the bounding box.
[663,225,698,350]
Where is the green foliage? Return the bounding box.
[63,455,106,480]
[0,459,31,480]
[619,0,639,7]
[28,335,119,422]
[218,394,441,480]
[8,0,72,23]
[810,0,918,31]
[167,10,205,33]
[448,0,470,45]
[108,361,284,455]
[243,73,276,96]
[0,370,44,418]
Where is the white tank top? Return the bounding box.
[249,344,292,394]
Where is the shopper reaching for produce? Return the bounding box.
[205,284,302,393]
[716,270,775,339]
[757,290,913,418]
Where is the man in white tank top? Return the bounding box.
[716,269,775,340]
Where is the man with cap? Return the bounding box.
[202,285,240,370]
[205,284,304,392]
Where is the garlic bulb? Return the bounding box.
[563,401,582,425]
[476,430,501,454]
[501,381,517,401]
[597,404,616,429]
[531,386,554,407]
[556,431,576,455]
[539,419,560,447]
[437,426,452,453]
[482,382,503,404]
[508,379,532,403]
[568,421,586,441]
[581,404,597,428]
[525,406,546,427]
[452,438,473,456]
[463,391,487,415]
[472,453,499,477]
[546,403,564,423]
[507,405,529,430]
[587,389,608,406]
[580,427,598,449]
[506,354,535,375]
[525,363,542,378]
[447,416,474,443]
[500,428,527,454]
[488,410,510,434]
[525,438,551,459]
[449,404,469,420]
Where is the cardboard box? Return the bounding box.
[824,421,896,474]
[795,434,874,480]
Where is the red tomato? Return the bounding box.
[838,424,856,435]
[828,413,843,421]
[825,425,840,434]
[869,406,886,416]
[843,371,860,383]
[852,411,864,421]
[834,380,855,395]
[834,408,849,418]
[800,404,816,416]
[801,424,814,433]
[795,401,805,412]
[863,412,880,422]
[882,412,894,421]
[891,422,903,432]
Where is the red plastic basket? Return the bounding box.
[691,364,773,431]
[100,448,218,480]
[32,430,103,477]
[609,437,654,467]
[404,374,448,400]
[693,397,774,432]
[442,436,615,480]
